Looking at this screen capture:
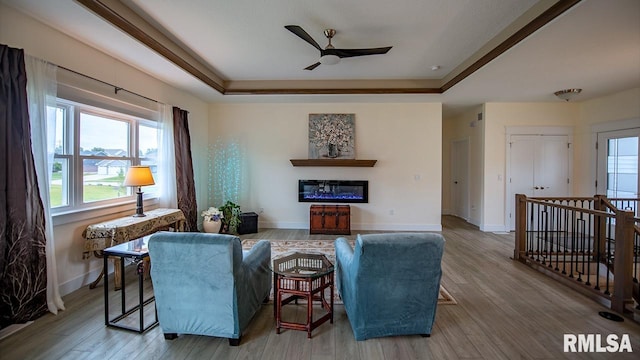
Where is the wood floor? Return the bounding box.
[2,216,640,359]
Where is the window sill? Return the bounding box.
[52,197,159,226]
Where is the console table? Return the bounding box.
[83,208,185,289]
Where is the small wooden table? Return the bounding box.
[83,208,185,289]
[309,204,351,235]
[272,252,334,338]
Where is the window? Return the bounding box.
[596,128,640,199]
[606,136,638,198]
[51,99,158,212]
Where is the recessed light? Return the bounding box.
[431,65,441,71]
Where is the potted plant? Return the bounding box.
[201,206,223,233]
[219,201,242,234]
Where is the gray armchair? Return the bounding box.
[148,232,271,346]
[335,232,445,340]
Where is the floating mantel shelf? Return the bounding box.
[290,159,377,167]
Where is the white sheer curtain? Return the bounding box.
[157,103,177,209]
[25,55,65,314]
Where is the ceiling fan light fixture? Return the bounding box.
[554,88,582,101]
[320,54,340,65]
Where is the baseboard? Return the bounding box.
[0,322,33,341]
[59,262,113,297]
[467,217,481,228]
[260,221,307,229]
[355,223,442,231]
[260,221,442,232]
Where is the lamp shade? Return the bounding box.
[123,166,155,187]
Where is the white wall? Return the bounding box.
[1,4,209,295]
[210,102,443,231]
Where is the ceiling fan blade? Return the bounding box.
[328,46,393,58]
[304,62,321,71]
[285,25,322,51]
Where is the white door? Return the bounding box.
[507,134,571,230]
[451,139,469,220]
[596,129,640,199]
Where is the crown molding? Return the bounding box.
[76,0,582,96]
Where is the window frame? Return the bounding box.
[51,98,159,216]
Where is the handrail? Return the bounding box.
[514,194,638,318]
[527,196,596,201]
[525,198,613,217]
[599,196,620,213]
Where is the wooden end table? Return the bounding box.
[272,252,334,338]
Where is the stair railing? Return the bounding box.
[514,194,638,316]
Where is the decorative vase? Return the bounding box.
[203,219,221,233]
[328,143,339,158]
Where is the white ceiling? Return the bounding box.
[2,0,639,116]
[127,0,538,81]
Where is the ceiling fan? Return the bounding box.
[284,25,392,70]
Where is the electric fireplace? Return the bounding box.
[298,180,368,203]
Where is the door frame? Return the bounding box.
[591,117,640,195]
[450,137,470,221]
[505,126,573,231]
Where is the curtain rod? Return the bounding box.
[57,65,159,104]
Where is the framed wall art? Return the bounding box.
[308,113,355,159]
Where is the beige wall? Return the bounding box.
[1,4,209,295]
[574,87,640,195]
[210,102,443,231]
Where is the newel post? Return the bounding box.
[611,209,634,314]
[514,194,527,261]
[593,195,607,261]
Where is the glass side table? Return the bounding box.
[272,252,334,338]
[103,235,158,333]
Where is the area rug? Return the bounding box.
[242,239,457,305]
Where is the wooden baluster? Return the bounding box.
[561,206,568,275]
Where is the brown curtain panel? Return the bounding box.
[0,45,48,329]
[172,106,198,231]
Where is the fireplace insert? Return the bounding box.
[298,180,368,203]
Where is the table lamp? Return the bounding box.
[123,166,155,217]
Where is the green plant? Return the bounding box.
[219,201,242,234]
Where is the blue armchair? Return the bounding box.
[148,232,271,346]
[335,233,445,340]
